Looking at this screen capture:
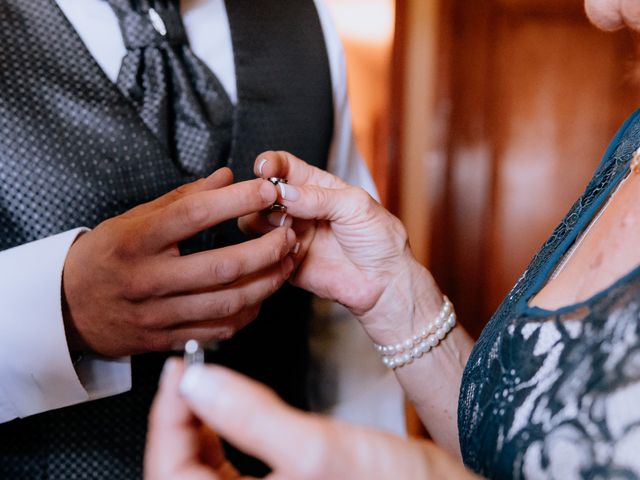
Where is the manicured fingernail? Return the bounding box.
[160,358,178,384]
[257,158,269,177]
[179,364,207,397]
[292,242,300,255]
[286,228,296,246]
[278,183,299,201]
[267,212,289,227]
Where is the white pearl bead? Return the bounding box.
[375,295,456,370]
[447,315,456,329]
[419,340,431,353]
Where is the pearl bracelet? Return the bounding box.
[374,296,457,369]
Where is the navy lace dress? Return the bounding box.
[458,110,640,479]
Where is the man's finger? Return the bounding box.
[237,212,291,237]
[147,227,296,296]
[143,179,277,250]
[129,168,234,217]
[179,365,334,478]
[154,257,294,328]
[254,151,346,189]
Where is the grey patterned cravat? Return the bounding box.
[106,0,233,177]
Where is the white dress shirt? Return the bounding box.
[0,0,404,434]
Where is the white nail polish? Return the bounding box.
[278,183,300,201]
[258,158,269,177]
[179,365,206,397]
[292,242,300,254]
[160,358,178,383]
[279,213,287,227]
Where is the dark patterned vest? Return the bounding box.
[0,0,333,478]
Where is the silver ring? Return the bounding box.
[269,203,287,214]
[268,177,288,186]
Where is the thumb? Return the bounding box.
[280,183,378,225]
[179,365,330,478]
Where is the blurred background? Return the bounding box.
[326,0,640,342]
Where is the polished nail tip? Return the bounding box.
[160,358,178,382]
[258,158,268,177]
[292,242,300,254]
[179,365,205,397]
[278,182,286,199]
[279,213,287,227]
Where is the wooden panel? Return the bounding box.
[421,0,640,336]
[486,14,638,318]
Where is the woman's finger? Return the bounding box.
[145,359,222,480]
[276,183,379,225]
[254,151,346,189]
[178,365,444,480]
[179,365,337,478]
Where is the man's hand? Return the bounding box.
[144,360,479,480]
[62,167,297,357]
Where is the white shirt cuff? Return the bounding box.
[0,229,131,423]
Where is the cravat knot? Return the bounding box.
[105,0,233,177]
[112,2,188,50]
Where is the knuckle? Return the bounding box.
[113,230,142,260]
[211,326,237,341]
[270,271,283,292]
[209,292,244,318]
[353,186,373,206]
[174,179,201,196]
[178,196,209,228]
[148,330,172,352]
[212,258,242,284]
[292,423,331,479]
[311,185,328,206]
[122,272,157,301]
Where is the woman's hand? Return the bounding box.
[239,152,475,456]
[144,359,479,480]
[239,151,443,344]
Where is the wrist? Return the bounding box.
[358,252,443,346]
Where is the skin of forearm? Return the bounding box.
[360,253,475,457]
